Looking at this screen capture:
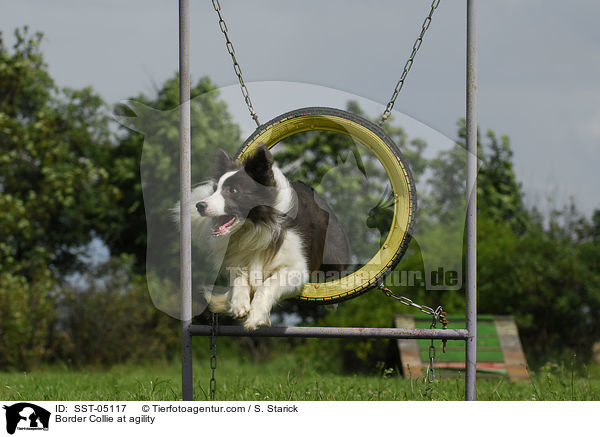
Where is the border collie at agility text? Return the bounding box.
[186,146,350,330]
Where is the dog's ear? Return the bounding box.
[214,149,238,175]
[244,145,275,186]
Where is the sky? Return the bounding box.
[1,0,598,217]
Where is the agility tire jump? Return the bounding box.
[236,107,417,304]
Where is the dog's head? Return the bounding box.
[196,145,278,236]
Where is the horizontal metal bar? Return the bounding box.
[190,325,468,340]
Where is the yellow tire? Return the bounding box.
[237,107,416,303]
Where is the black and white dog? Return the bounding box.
[187,146,350,330]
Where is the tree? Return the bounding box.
[0,28,117,279]
[0,28,117,368]
[478,129,527,232]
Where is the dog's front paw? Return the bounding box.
[244,312,271,331]
[230,298,251,318]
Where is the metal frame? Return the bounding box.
[179,0,193,402]
[465,0,478,401]
[178,0,477,401]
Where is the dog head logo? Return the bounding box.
[3,403,50,435]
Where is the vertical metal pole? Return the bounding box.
[179,0,193,401]
[465,0,478,401]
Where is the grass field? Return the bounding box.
[2,353,600,401]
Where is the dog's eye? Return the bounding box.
[228,186,238,194]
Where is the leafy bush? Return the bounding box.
[0,269,56,369]
[54,257,180,367]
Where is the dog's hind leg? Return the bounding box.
[206,288,232,314]
[230,270,251,318]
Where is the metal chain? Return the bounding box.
[211,0,260,126]
[379,284,444,321]
[427,316,438,382]
[209,312,218,401]
[379,0,442,125]
[427,342,436,382]
[379,284,448,382]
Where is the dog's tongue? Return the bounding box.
[214,215,236,235]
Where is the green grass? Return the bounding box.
[1,354,600,401]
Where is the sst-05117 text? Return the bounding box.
[55,404,127,413]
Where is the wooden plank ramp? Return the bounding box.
[394,314,529,381]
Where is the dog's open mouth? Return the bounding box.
[212,214,237,236]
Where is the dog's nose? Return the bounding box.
[196,201,207,215]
